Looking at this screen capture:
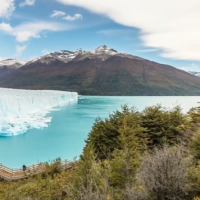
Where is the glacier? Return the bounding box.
[0,88,78,136]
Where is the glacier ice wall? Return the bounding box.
[0,88,78,136]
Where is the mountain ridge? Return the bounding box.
[0,59,27,69]
[1,45,200,96]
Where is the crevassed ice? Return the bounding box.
[0,88,78,136]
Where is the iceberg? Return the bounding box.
[0,88,78,136]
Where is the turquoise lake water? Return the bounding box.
[0,96,199,167]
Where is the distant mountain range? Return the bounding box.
[188,71,200,77]
[1,45,200,95]
[0,59,27,79]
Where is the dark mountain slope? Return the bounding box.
[0,59,26,79]
[0,67,15,79]
[0,52,200,95]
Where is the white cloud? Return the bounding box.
[98,29,134,36]
[0,21,73,42]
[15,45,27,57]
[50,11,82,21]
[15,31,40,42]
[136,49,159,53]
[63,13,83,21]
[0,0,15,18]
[56,0,200,61]
[14,21,71,42]
[0,22,13,33]
[51,10,66,18]
[19,0,35,7]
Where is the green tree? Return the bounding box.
[110,111,146,186]
[188,106,200,130]
[190,130,200,160]
[85,105,144,160]
[141,104,185,147]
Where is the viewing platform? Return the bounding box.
[0,160,73,181]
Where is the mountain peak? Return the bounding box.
[92,45,118,55]
[96,45,110,49]
[76,48,82,53]
[0,59,27,68]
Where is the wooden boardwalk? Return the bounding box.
[0,160,73,181]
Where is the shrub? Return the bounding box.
[133,145,192,200]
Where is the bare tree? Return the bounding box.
[125,145,192,200]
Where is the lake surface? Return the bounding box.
[0,96,199,167]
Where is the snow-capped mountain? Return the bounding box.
[1,45,200,96]
[27,49,83,65]
[0,46,144,69]
[0,45,125,69]
[0,59,27,69]
[91,45,118,55]
[26,45,143,65]
[188,71,200,77]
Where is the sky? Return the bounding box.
[0,0,200,71]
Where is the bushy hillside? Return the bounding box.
[2,104,200,199]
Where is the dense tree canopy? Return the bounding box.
[85,104,187,161]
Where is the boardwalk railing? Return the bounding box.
[0,160,73,181]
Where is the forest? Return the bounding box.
[1,104,200,200]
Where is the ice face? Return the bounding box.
[0,88,78,136]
